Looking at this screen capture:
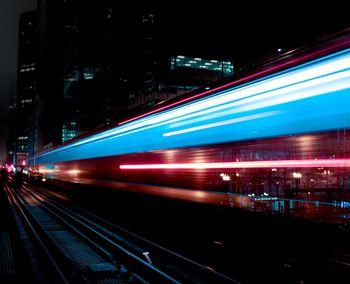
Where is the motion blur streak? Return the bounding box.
[117,40,350,126]
[163,111,280,137]
[33,47,350,164]
[120,159,350,169]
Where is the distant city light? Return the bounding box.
[220,173,231,181]
[292,172,302,178]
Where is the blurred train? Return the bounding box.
[29,28,350,202]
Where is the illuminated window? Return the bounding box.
[62,122,79,143]
[170,55,234,76]
[21,99,33,104]
[142,13,154,23]
[83,67,94,80]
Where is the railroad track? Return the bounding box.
[4,181,240,283]
[328,249,350,281]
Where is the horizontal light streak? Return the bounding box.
[36,50,350,159]
[33,46,350,164]
[120,159,350,169]
[168,69,350,130]
[67,169,82,175]
[164,111,280,137]
[144,51,350,129]
[40,168,56,174]
[130,50,350,129]
[230,70,350,113]
[117,42,350,125]
[45,60,350,157]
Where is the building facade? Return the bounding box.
[15,10,38,165]
[13,1,236,162]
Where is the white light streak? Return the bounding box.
[163,111,280,137]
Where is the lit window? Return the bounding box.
[83,67,94,80]
[170,55,233,76]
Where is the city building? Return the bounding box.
[61,2,160,141]
[12,1,236,162]
[15,10,38,165]
[128,54,234,110]
[36,0,63,150]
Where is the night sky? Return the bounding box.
[0,1,349,161]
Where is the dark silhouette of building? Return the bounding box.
[36,0,63,150]
[61,2,161,140]
[11,1,236,162]
[15,10,38,165]
[128,54,234,110]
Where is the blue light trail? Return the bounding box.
[33,48,350,165]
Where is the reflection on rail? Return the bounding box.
[4,180,241,283]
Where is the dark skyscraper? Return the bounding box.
[15,10,38,165]
[12,1,236,162]
[36,0,63,150]
[60,2,162,140]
